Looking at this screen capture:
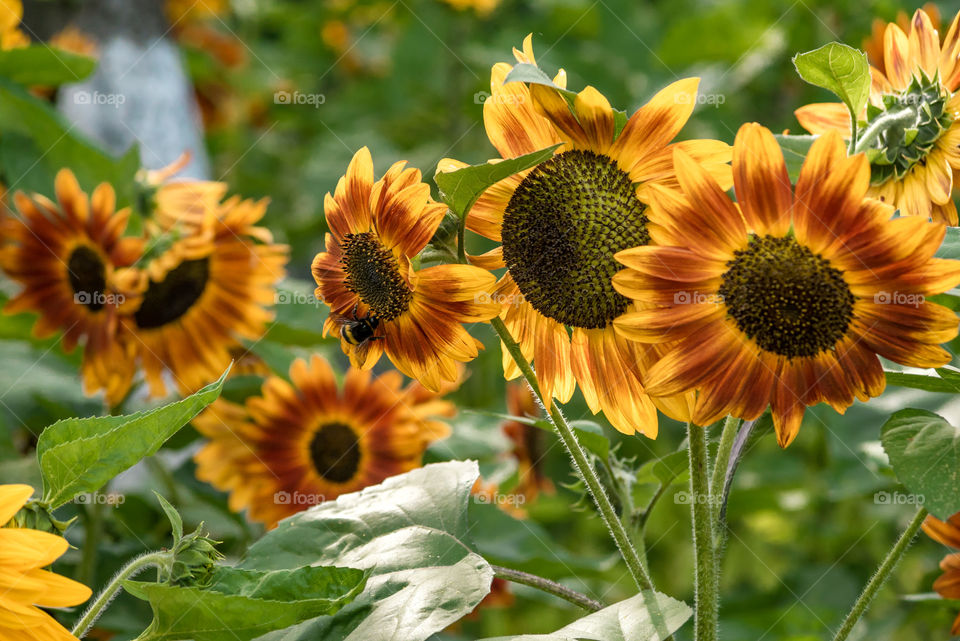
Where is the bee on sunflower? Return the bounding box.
[438,36,731,436]
[0,484,92,641]
[311,147,501,392]
[0,169,144,406]
[612,123,960,447]
[796,8,960,224]
[193,355,455,528]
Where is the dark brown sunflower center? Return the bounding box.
[501,150,649,329]
[340,232,411,321]
[718,234,855,358]
[134,258,210,329]
[68,245,107,312]
[309,422,361,483]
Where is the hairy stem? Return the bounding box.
[687,422,718,641]
[492,564,603,612]
[832,507,928,641]
[710,416,740,538]
[72,550,170,639]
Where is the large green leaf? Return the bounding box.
[0,78,140,206]
[0,46,96,86]
[774,134,816,182]
[885,370,960,394]
[792,43,869,124]
[478,591,691,641]
[435,144,560,218]
[881,409,960,519]
[241,461,493,641]
[124,566,366,641]
[37,370,228,508]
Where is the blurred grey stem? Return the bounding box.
[491,565,602,612]
[25,0,211,180]
[718,418,757,526]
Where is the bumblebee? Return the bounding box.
[333,304,382,360]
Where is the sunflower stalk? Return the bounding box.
[687,422,719,641]
[831,506,928,641]
[710,416,741,541]
[72,550,171,639]
[492,564,603,612]
[489,317,675,639]
[852,106,916,156]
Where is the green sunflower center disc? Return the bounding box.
[310,422,361,483]
[134,258,211,329]
[501,150,649,329]
[340,232,412,321]
[67,245,108,312]
[718,235,856,358]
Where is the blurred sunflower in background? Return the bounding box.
[439,36,731,437]
[120,189,287,398]
[0,170,144,406]
[0,484,92,641]
[193,355,454,528]
[0,0,28,50]
[796,8,960,224]
[862,3,941,76]
[502,382,553,506]
[438,0,500,18]
[312,147,500,392]
[613,124,960,447]
[922,511,960,634]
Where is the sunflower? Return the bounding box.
[0,484,93,641]
[0,0,28,50]
[862,3,941,76]
[193,355,454,527]
[502,382,553,504]
[311,147,500,392]
[796,8,960,225]
[437,36,731,436]
[0,169,144,405]
[612,124,960,447]
[120,190,287,398]
[922,512,960,635]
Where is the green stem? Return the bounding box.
[72,550,170,639]
[852,107,914,155]
[831,506,928,641]
[847,106,858,155]
[490,317,652,591]
[456,212,467,263]
[492,564,603,612]
[76,501,103,588]
[687,422,718,641]
[709,416,740,535]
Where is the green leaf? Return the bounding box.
[0,78,140,207]
[241,461,494,641]
[568,420,611,461]
[0,46,96,86]
[881,409,960,519]
[468,501,610,579]
[792,43,869,123]
[503,63,578,103]
[774,134,816,182]
[936,226,960,260]
[37,369,228,508]
[635,450,689,486]
[885,371,960,394]
[478,591,691,641]
[124,566,366,641]
[436,144,561,218]
[154,493,184,544]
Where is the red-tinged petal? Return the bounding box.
[733,123,793,236]
[610,78,700,172]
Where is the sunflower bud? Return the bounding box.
[5,499,74,535]
[162,525,224,588]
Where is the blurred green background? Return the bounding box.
[3,0,960,639]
